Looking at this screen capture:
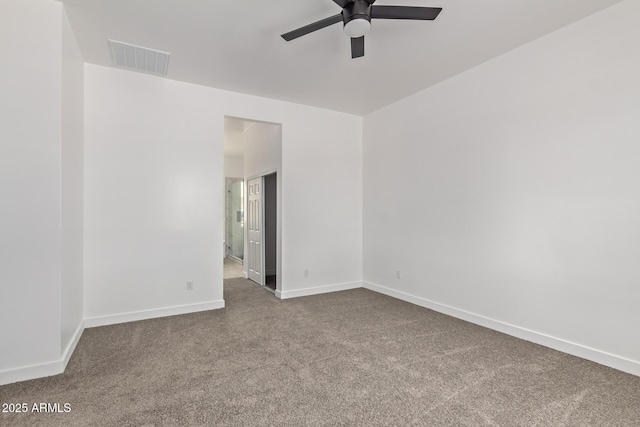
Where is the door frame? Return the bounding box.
[262,172,277,293]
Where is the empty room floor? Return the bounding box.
[1,278,639,426]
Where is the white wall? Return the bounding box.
[83,66,224,324]
[363,0,640,375]
[244,122,281,179]
[0,0,62,379]
[223,120,244,178]
[60,5,85,358]
[84,64,362,322]
[0,0,84,385]
[224,157,244,178]
[228,101,363,297]
[221,95,362,297]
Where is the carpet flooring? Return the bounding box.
[1,278,639,426]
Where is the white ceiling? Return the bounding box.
[62,0,622,116]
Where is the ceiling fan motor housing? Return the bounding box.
[342,0,372,38]
[342,0,372,26]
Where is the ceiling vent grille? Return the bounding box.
[108,39,170,75]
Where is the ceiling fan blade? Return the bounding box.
[281,13,343,41]
[371,6,442,20]
[351,36,364,58]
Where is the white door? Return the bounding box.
[247,177,264,285]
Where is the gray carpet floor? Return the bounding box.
[1,278,639,426]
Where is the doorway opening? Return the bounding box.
[223,117,246,280]
[223,116,282,296]
[224,177,244,279]
[263,172,277,292]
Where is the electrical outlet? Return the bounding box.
[304,269,309,277]
[396,270,401,279]
[186,280,194,291]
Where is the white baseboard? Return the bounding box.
[0,360,62,386]
[62,322,85,370]
[0,322,85,386]
[279,281,362,300]
[84,299,226,328]
[2,301,226,386]
[363,281,640,377]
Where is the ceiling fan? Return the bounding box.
[281,0,442,59]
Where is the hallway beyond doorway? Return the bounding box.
[224,258,244,279]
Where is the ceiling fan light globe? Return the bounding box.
[343,18,370,38]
